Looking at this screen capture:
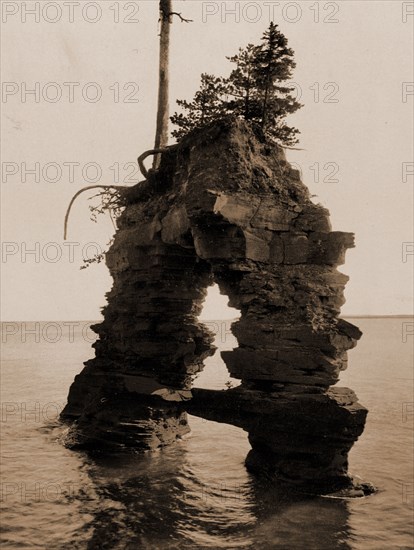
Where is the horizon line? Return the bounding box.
[0,315,413,323]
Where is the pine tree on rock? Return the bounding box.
[225,44,262,120]
[252,22,302,146]
[171,74,228,140]
[171,23,302,146]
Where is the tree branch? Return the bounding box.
[138,148,169,178]
[64,146,173,240]
[159,3,192,23]
[63,185,126,240]
[168,11,192,22]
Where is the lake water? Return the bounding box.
[0,318,413,549]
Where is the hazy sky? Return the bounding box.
[1,0,413,321]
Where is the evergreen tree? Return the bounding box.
[251,22,301,145]
[171,23,302,146]
[225,44,262,120]
[170,74,228,140]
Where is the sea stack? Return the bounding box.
[61,118,372,495]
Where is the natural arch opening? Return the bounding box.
[194,284,240,390]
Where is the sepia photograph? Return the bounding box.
[1,1,413,548]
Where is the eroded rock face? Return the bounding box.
[61,118,370,494]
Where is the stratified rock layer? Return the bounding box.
[62,118,368,493]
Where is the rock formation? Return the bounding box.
[61,118,373,495]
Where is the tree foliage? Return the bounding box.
[171,23,302,146]
[171,74,228,140]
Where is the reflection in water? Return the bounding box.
[247,479,352,550]
[74,419,352,550]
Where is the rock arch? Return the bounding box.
[61,119,371,494]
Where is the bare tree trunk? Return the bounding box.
[153,0,172,170]
[245,63,251,119]
[262,72,271,130]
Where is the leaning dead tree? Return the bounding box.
[153,0,172,169]
[153,0,191,168]
[63,1,191,240]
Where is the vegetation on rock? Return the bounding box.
[171,23,302,146]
